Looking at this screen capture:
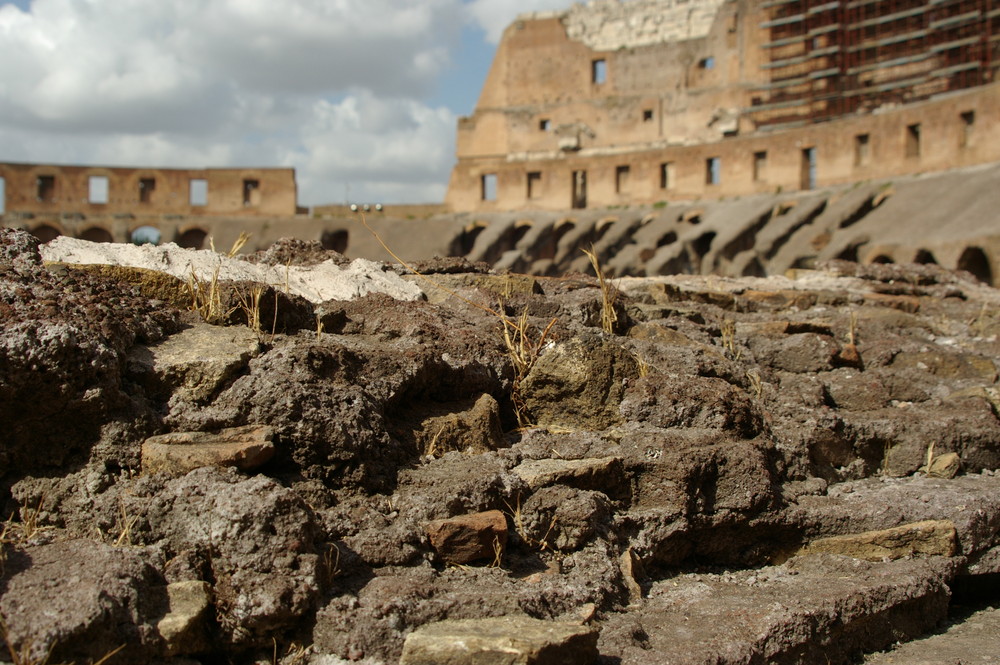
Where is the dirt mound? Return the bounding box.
[3,226,1000,664]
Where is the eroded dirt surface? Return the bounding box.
[3,230,1000,664]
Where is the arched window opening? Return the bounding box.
[31,225,61,243]
[321,229,349,254]
[176,228,206,249]
[957,246,992,285]
[79,227,113,243]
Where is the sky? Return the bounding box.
[0,0,572,206]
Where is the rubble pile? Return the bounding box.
[3,228,1000,664]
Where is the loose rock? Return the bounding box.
[400,615,599,665]
[141,425,276,475]
[426,510,508,564]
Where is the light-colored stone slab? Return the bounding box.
[797,520,957,561]
[157,580,212,656]
[141,425,275,475]
[128,323,260,404]
[513,457,624,492]
[400,615,598,665]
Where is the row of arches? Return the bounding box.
[27,224,210,249]
[18,216,996,288]
[841,245,994,285]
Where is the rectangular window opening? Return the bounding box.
[706,157,720,186]
[592,59,606,84]
[572,170,587,209]
[539,119,551,131]
[37,175,55,203]
[801,147,817,190]
[854,134,870,166]
[659,162,674,190]
[88,175,109,204]
[527,171,542,200]
[138,178,156,204]
[189,178,208,206]
[960,110,975,148]
[243,179,260,206]
[615,165,630,194]
[642,109,654,122]
[481,173,497,202]
[905,123,921,158]
[699,56,715,69]
[753,151,767,182]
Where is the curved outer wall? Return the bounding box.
[446,0,1000,212]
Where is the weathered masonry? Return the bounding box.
[0,163,298,220]
[446,0,1000,212]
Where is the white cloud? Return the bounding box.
[0,0,466,204]
[288,93,457,204]
[463,0,571,43]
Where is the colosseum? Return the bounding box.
[3,0,1000,285]
[445,0,1000,211]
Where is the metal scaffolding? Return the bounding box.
[751,0,999,129]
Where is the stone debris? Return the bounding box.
[600,555,952,665]
[863,605,1000,664]
[522,332,640,430]
[156,580,213,656]
[924,452,962,479]
[796,520,958,561]
[512,457,626,495]
[0,540,165,664]
[4,227,1000,664]
[407,393,505,457]
[127,322,260,405]
[426,510,508,565]
[141,425,276,475]
[399,615,599,665]
[40,235,424,303]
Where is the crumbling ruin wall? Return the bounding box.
[446,0,1000,213]
[560,0,726,49]
[0,163,298,219]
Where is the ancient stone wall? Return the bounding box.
[560,0,726,50]
[448,82,1000,212]
[447,0,1000,213]
[0,163,298,219]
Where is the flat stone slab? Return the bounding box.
[783,472,1000,559]
[513,457,626,495]
[141,425,275,475]
[400,615,599,665]
[863,605,1000,664]
[598,554,952,665]
[797,519,957,561]
[127,322,260,404]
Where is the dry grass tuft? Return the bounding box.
[746,369,763,399]
[112,499,139,548]
[500,307,556,428]
[233,284,277,343]
[504,495,557,553]
[359,213,556,428]
[581,244,620,334]
[720,318,741,360]
[186,264,229,324]
[2,495,51,548]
